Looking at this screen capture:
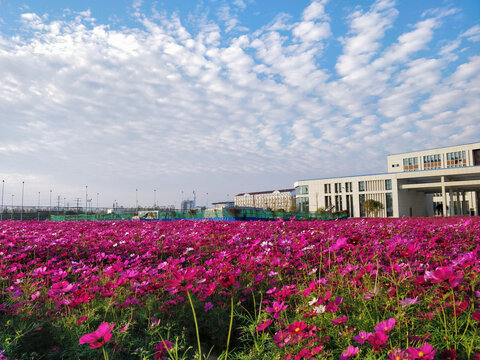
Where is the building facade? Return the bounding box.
[294,142,480,217]
[234,189,295,211]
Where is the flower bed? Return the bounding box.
[0,218,479,359]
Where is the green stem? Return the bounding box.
[187,291,202,360]
[102,346,109,360]
[225,296,234,360]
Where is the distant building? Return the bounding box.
[234,189,295,211]
[294,142,480,217]
[181,200,195,210]
[211,201,234,209]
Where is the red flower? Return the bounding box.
[287,320,307,334]
[368,331,389,351]
[407,342,437,360]
[374,318,396,333]
[256,318,273,332]
[79,322,115,349]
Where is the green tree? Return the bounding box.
[363,199,384,217]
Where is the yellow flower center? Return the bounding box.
[419,351,424,357]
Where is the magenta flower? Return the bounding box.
[353,331,372,344]
[154,340,173,359]
[388,349,408,360]
[79,322,115,349]
[204,302,213,312]
[287,320,307,334]
[472,311,480,322]
[265,300,288,319]
[339,345,359,359]
[256,318,273,332]
[368,331,389,351]
[406,342,437,359]
[374,318,396,333]
[332,315,348,325]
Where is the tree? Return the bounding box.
[363,199,384,217]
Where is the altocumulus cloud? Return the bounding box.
[0,0,479,205]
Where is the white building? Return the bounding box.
[234,189,295,211]
[294,142,480,217]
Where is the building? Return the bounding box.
[234,189,295,211]
[211,201,234,210]
[294,142,480,217]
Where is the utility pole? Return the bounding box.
[20,181,24,221]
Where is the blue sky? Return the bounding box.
[0,0,479,208]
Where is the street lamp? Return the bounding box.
[1,179,4,221]
[11,194,14,220]
[154,189,156,209]
[85,185,88,216]
[20,181,24,221]
[49,189,52,217]
[96,193,99,212]
[136,188,138,214]
[37,191,40,221]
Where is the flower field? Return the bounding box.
[0,218,479,359]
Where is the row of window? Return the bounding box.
[358,179,392,191]
[446,151,467,168]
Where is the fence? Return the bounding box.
[48,208,348,222]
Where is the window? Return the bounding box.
[359,181,365,192]
[324,184,331,194]
[335,195,343,211]
[446,151,467,168]
[386,193,393,217]
[423,154,441,169]
[324,196,332,209]
[359,194,366,217]
[345,182,352,192]
[385,179,392,190]
[346,194,353,217]
[334,183,341,193]
[403,157,419,171]
[296,185,309,195]
[296,197,309,213]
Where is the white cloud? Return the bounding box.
[0,1,479,205]
[461,25,480,42]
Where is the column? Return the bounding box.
[449,188,453,216]
[441,176,447,217]
[456,191,461,216]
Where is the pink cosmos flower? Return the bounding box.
[265,300,288,319]
[204,302,213,312]
[353,331,372,344]
[406,342,437,360]
[472,311,480,322]
[388,349,408,360]
[256,318,273,332]
[339,345,359,359]
[332,315,348,325]
[154,340,173,359]
[294,348,313,359]
[399,297,421,307]
[368,331,389,351]
[374,318,396,333]
[79,322,115,349]
[287,320,307,334]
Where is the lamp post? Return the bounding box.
[11,194,14,220]
[136,188,138,214]
[154,189,156,209]
[96,193,99,212]
[20,181,24,221]
[1,179,4,221]
[37,191,40,221]
[85,185,88,216]
[49,189,52,217]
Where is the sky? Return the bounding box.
[0,0,479,209]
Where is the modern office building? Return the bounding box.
[294,142,480,217]
[234,189,295,211]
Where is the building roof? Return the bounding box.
[235,188,295,196]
